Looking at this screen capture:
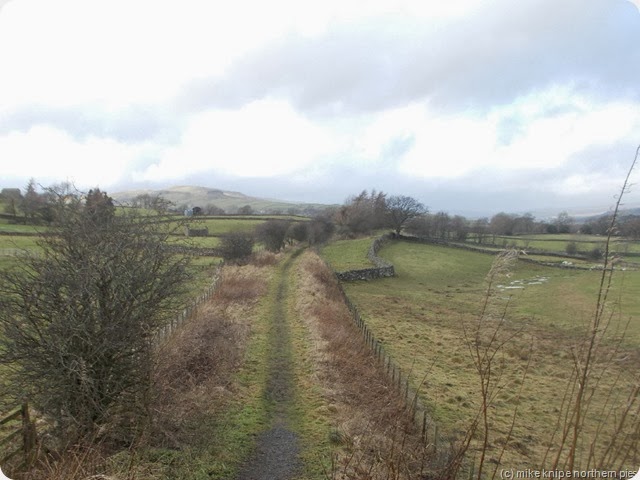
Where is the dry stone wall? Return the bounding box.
[335,233,395,281]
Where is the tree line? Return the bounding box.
[4,182,640,241]
[330,190,640,241]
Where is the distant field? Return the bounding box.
[174,236,221,248]
[0,234,41,250]
[491,234,640,254]
[0,223,46,234]
[324,239,640,470]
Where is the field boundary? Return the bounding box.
[336,283,439,445]
[154,265,222,343]
[335,233,396,281]
[397,234,639,270]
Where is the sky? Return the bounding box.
[1,0,640,217]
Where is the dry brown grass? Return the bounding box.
[294,251,451,479]
[17,443,163,480]
[151,264,269,448]
[249,250,280,267]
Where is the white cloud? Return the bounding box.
[134,99,334,181]
[0,126,138,186]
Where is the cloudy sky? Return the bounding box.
[1,0,639,216]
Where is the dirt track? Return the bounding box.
[235,252,302,480]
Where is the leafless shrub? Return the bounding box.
[0,191,190,443]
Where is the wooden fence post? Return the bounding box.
[422,410,428,439]
[21,401,36,467]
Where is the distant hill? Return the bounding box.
[111,185,329,215]
[578,207,640,223]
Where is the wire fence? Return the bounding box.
[154,265,222,344]
[321,234,441,448]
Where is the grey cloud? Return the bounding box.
[0,104,181,144]
[177,0,640,116]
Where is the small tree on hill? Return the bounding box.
[0,189,190,442]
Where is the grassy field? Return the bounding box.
[490,233,640,254]
[0,212,282,268]
[325,239,640,471]
[320,236,376,271]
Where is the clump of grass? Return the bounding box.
[213,266,268,304]
[151,303,249,448]
[24,442,163,480]
[249,250,280,266]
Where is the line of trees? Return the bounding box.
[1,180,124,226]
[219,215,336,263]
[334,190,426,236]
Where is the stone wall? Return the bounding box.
[185,226,209,237]
[336,265,395,281]
[336,233,395,281]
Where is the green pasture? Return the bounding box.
[0,234,41,250]
[0,223,47,234]
[189,236,221,248]
[174,218,266,235]
[343,240,640,346]
[320,237,376,271]
[325,239,640,468]
[491,234,640,254]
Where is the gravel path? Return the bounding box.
[235,253,303,480]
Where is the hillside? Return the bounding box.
[110,185,330,214]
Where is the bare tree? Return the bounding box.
[0,189,191,442]
[255,219,291,252]
[307,214,335,245]
[21,178,43,224]
[450,214,469,241]
[555,211,574,234]
[386,195,427,235]
[219,230,255,262]
[336,190,388,235]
